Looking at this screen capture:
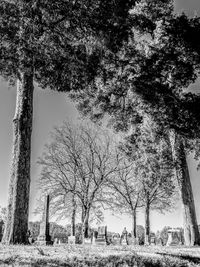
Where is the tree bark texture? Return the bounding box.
[71,195,76,236]
[132,209,137,239]
[81,206,85,224]
[82,208,90,241]
[174,133,200,246]
[144,200,150,245]
[2,71,34,244]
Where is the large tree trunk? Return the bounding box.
[82,208,90,241]
[83,212,89,238]
[132,209,137,239]
[2,70,34,244]
[81,206,85,224]
[173,133,200,246]
[71,195,76,236]
[144,199,150,245]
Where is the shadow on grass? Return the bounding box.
[156,252,200,265]
[0,253,194,267]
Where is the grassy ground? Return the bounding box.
[0,244,200,266]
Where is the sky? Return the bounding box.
[0,0,200,234]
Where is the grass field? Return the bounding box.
[0,244,200,266]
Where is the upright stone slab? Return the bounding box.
[37,195,52,245]
[95,226,107,245]
[150,236,156,245]
[120,227,128,245]
[68,236,76,245]
[112,234,121,245]
[91,230,98,245]
[166,228,182,246]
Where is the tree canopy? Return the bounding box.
[70,0,200,139]
[0,0,134,91]
[68,2,200,245]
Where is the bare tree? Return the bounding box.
[107,158,143,239]
[139,140,177,244]
[38,121,118,239]
[121,118,178,245]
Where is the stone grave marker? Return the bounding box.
[91,230,98,245]
[166,228,182,246]
[121,227,128,245]
[53,237,58,245]
[95,226,107,245]
[92,235,96,245]
[156,237,163,246]
[84,237,92,244]
[112,234,121,245]
[36,195,53,245]
[134,237,139,245]
[121,238,128,245]
[150,236,156,245]
[68,236,76,245]
[127,235,139,245]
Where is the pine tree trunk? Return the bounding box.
[144,200,150,245]
[132,209,137,239]
[174,134,200,246]
[2,70,34,244]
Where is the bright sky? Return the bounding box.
[0,0,200,234]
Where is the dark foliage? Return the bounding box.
[0,0,135,91]
[69,0,200,140]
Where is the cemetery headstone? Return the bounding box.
[112,233,121,245]
[92,231,97,245]
[150,236,156,245]
[53,237,58,245]
[36,195,53,245]
[127,235,139,245]
[92,235,96,245]
[166,228,182,246]
[90,230,98,245]
[68,236,76,245]
[156,237,163,246]
[121,227,128,245]
[84,237,92,244]
[95,226,107,245]
[134,237,139,245]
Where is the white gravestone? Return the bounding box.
[166,228,182,246]
[68,236,76,245]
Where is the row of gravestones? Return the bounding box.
[29,195,184,246]
[67,227,183,246]
[92,226,139,246]
[69,226,137,246]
